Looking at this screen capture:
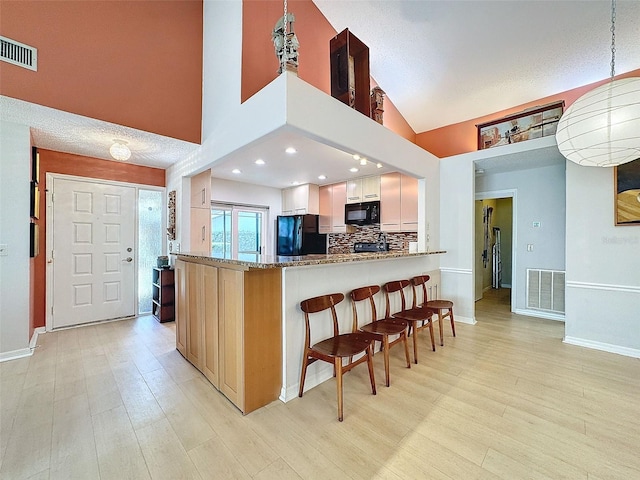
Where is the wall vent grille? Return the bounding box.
[0,36,37,71]
[527,269,565,314]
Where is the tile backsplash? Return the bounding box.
[328,224,418,254]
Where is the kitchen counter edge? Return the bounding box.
[172,250,446,269]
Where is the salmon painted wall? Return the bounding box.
[416,69,640,158]
[241,0,415,142]
[32,149,165,329]
[0,0,203,144]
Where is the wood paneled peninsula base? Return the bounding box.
[173,249,445,414]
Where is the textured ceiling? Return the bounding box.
[0,97,199,169]
[313,0,640,133]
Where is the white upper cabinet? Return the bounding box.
[380,172,418,232]
[346,176,381,204]
[282,184,319,215]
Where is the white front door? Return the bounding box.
[51,177,136,328]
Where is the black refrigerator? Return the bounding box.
[276,214,327,256]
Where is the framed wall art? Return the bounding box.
[615,158,640,226]
[477,100,564,150]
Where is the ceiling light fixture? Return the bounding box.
[109,140,131,161]
[555,0,640,167]
[376,163,383,169]
[292,181,300,185]
[349,167,359,173]
[359,158,367,166]
[285,147,297,154]
[318,175,327,180]
[353,154,360,160]
[232,168,241,174]
[255,159,265,165]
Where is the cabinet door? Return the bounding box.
[361,175,381,201]
[186,263,204,370]
[174,260,187,357]
[318,185,332,234]
[346,179,362,204]
[190,170,211,208]
[400,175,418,231]
[201,265,219,387]
[380,173,401,232]
[331,182,348,232]
[218,268,244,410]
[282,187,295,215]
[190,207,211,253]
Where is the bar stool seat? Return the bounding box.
[425,299,456,346]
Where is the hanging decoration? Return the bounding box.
[272,0,299,74]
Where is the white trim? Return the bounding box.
[281,368,334,403]
[563,336,640,359]
[566,281,640,294]
[454,315,477,325]
[440,267,473,275]
[29,326,46,349]
[513,308,565,322]
[0,348,32,363]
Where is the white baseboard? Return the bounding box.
[452,315,476,325]
[563,336,640,359]
[513,308,565,322]
[280,367,334,403]
[30,327,45,349]
[1,327,47,363]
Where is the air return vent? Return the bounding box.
[0,36,37,71]
[527,269,565,314]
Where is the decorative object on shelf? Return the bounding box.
[556,0,640,167]
[30,181,39,219]
[272,0,298,74]
[157,255,169,268]
[167,190,176,240]
[30,222,38,258]
[370,86,385,124]
[330,28,370,117]
[31,147,39,184]
[614,158,640,225]
[477,101,564,150]
[109,139,131,161]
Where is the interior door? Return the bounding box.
[52,177,136,328]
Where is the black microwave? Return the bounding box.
[345,201,380,226]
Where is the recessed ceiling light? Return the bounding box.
[318,175,327,180]
[376,163,383,169]
[285,147,297,154]
[353,154,360,160]
[359,158,367,166]
[349,167,359,173]
[232,168,241,174]
[292,181,300,185]
[255,159,265,165]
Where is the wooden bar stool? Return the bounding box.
[299,293,376,422]
[382,280,435,364]
[411,275,456,346]
[350,285,410,387]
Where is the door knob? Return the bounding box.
[122,257,133,263]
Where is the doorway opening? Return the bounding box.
[474,192,515,313]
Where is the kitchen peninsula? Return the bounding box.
[173,249,445,413]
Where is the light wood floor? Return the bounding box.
[1,289,639,479]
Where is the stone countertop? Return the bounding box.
[173,250,445,269]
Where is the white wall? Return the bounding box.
[564,161,640,356]
[0,121,31,358]
[211,177,283,255]
[476,163,566,312]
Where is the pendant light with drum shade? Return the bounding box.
[555,0,640,167]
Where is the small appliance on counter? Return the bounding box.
[353,242,389,253]
[276,214,327,256]
[345,201,380,226]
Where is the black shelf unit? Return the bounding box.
[152,267,175,323]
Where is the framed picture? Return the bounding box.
[30,222,39,258]
[30,181,40,219]
[615,158,640,225]
[31,147,39,184]
[477,100,564,150]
